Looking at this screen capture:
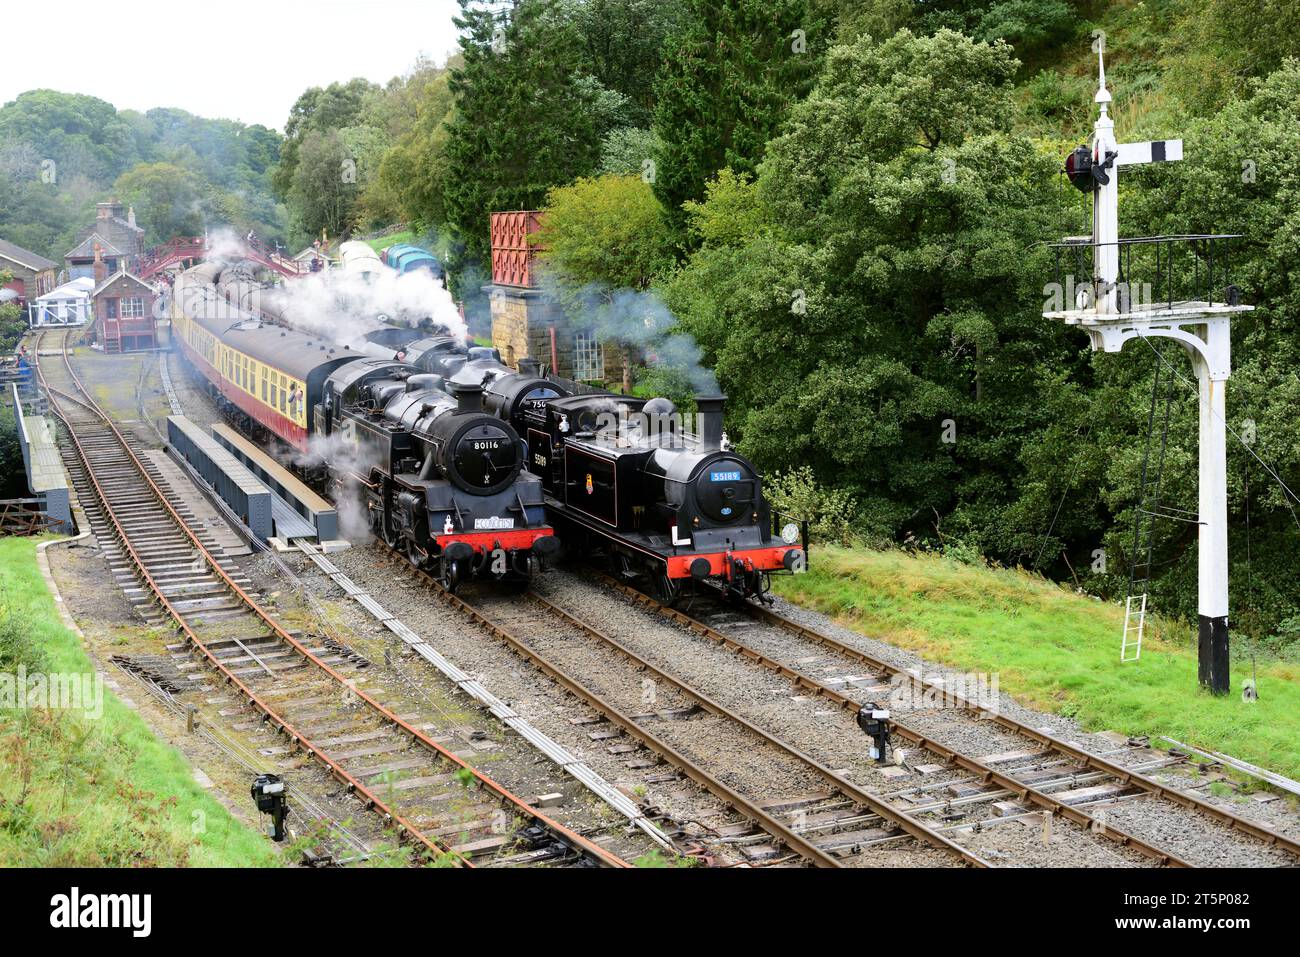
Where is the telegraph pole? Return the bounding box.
[1043,47,1251,695]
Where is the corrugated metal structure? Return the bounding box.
[489,210,542,288]
[167,415,273,541]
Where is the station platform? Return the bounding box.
[10,382,72,533]
[167,416,272,541]
[210,423,339,543]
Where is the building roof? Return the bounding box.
[0,237,58,272]
[37,277,95,302]
[92,270,153,298]
[66,233,124,260]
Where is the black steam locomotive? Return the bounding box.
[173,264,556,589]
[398,337,806,600]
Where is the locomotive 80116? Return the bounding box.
[171,263,557,588]
[395,334,806,600]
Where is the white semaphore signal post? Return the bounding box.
[1043,47,1251,695]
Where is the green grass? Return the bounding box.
[775,546,1300,778]
[0,537,279,866]
[363,230,416,253]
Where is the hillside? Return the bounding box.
[0,90,287,261]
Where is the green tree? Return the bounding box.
[361,59,455,228]
[272,78,379,200]
[287,130,358,240]
[441,0,614,293]
[535,173,676,390]
[113,162,204,242]
[0,90,141,184]
[566,0,688,126]
[666,29,1065,540]
[598,127,661,176]
[650,0,826,239]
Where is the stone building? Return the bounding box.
[66,199,145,280]
[0,237,58,307]
[486,210,613,383]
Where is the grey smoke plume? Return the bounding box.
[534,271,719,393]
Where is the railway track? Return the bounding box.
[597,573,1300,867]
[33,329,626,869]
[372,546,988,867]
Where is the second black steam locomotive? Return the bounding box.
[397,334,806,600]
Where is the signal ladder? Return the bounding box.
[1123,357,1198,661]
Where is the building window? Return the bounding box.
[121,297,144,318]
[573,330,604,382]
[105,297,118,319]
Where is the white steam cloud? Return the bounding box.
[270,264,467,349]
[205,227,250,262]
[301,430,377,543]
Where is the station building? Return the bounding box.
[90,268,159,353]
[65,199,145,280]
[0,237,58,310]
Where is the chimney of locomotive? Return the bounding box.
[449,381,484,414]
[696,394,726,452]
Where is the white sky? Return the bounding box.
[2,0,463,131]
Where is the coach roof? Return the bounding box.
[184,283,360,380]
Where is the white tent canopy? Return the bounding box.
[29,276,94,327]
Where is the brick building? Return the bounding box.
[66,199,145,280]
[91,269,157,353]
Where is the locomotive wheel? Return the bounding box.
[405,538,424,568]
[381,509,401,548]
[442,559,462,594]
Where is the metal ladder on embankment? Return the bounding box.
[1122,357,1196,661]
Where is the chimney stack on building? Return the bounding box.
[92,241,107,285]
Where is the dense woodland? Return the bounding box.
[4,0,1300,647]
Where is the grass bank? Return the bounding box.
[363,230,416,252]
[774,546,1300,779]
[0,537,278,866]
